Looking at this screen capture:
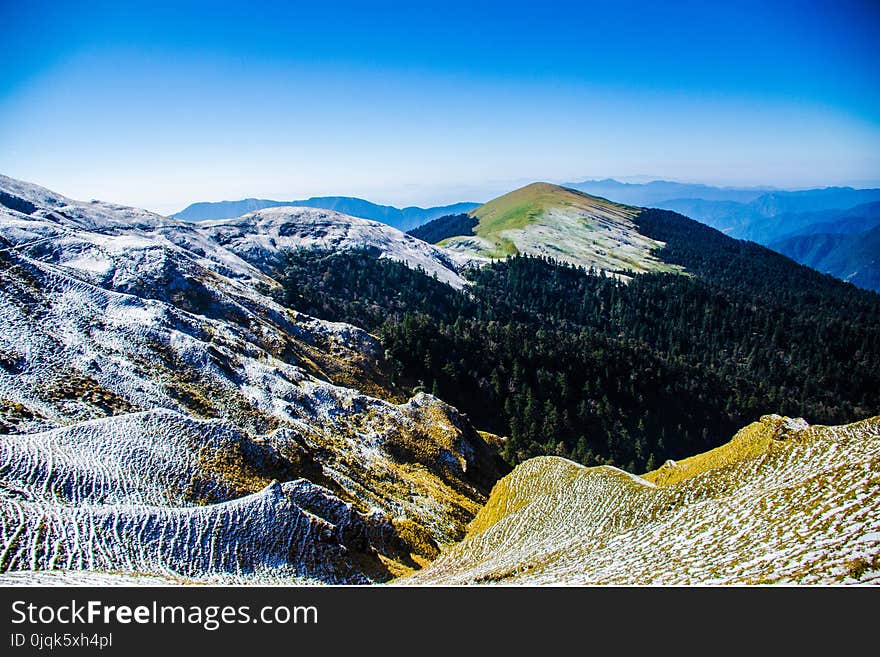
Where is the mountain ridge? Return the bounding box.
[405,414,880,585]
[0,173,506,583]
[438,182,680,276]
[172,195,480,231]
[770,224,880,293]
[1,173,878,585]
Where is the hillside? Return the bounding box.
[776,201,880,238]
[406,213,477,244]
[405,414,880,585]
[0,174,506,583]
[1,173,878,586]
[657,189,880,242]
[564,178,770,205]
[440,182,679,276]
[172,195,479,231]
[198,206,483,289]
[560,179,880,292]
[273,219,880,473]
[770,224,880,293]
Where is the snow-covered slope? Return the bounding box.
[199,207,484,288]
[0,175,505,583]
[440,182,680,278]
[0,410,405,583]
[406,415,880,585]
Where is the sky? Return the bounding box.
[1,0,879,214]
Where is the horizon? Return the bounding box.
[9,171,880,218]
[2,0,879,214]
[167,176,880,217]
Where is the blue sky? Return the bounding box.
[1,0,879,213]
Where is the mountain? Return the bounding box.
[749,187,880,217]
[657,189,880,241]
[274,206,880,475]
[406,212,477,244]
[1,173,878,586]
[0,174,506,583]
[406,414,880,585]
[564,178,771,206]
[172,195,480,231]
[560,180,880,292]
[439,182,680,276]
[770,224,880,293]
[754,202,880,242]
[198,206,483,289]
[564,180,880,236]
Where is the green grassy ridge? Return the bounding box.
[469,182,636,236]
[446,182,668,272]
[407,415,880,585]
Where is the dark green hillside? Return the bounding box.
[273,210,880,472]
[406,213,477,244]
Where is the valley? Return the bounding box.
[0,174,877,585]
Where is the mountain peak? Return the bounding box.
[439,181,676,275]
[172,194,480,231]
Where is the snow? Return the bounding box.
[0,174,502,584]
[405,416,880,585]
[199,206,485,289]
[2,173,876,587]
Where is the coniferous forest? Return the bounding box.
[273,211,880,472]
[405,213,477,243]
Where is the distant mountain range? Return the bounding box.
[172,196,480,232]
[1,173,878,585]
[563,178,773,206]
[770,223,880,293]
[565,179,880,292]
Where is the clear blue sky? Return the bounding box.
[1,0,879,213]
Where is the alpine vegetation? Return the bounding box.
[0,174,877,585]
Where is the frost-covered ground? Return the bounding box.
[2,174,877,587]
[199,207,484,288]
[440,182,679,276]
[406,415,880,585]
[0,175,503,584]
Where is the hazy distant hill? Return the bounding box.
[565,179,880,239]
[564,178,770,206]
[173,196,479,231]
[655,188,880,240]
[771,224,880,293]
[763,201,880,241]
[562,179,880,292]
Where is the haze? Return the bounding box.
[1,0,878,215]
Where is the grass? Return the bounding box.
[470,182,635,237]
[642,417,781,486]
[408,414,880,585]
[452,182,681,275]
[845,553,880,581]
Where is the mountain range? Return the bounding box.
[0,173,877,585]
[174,179,880,292]
[770,223,880,293]
[172,195,480,232]
[564,180,880,292]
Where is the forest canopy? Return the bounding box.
[273,210,880,472]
